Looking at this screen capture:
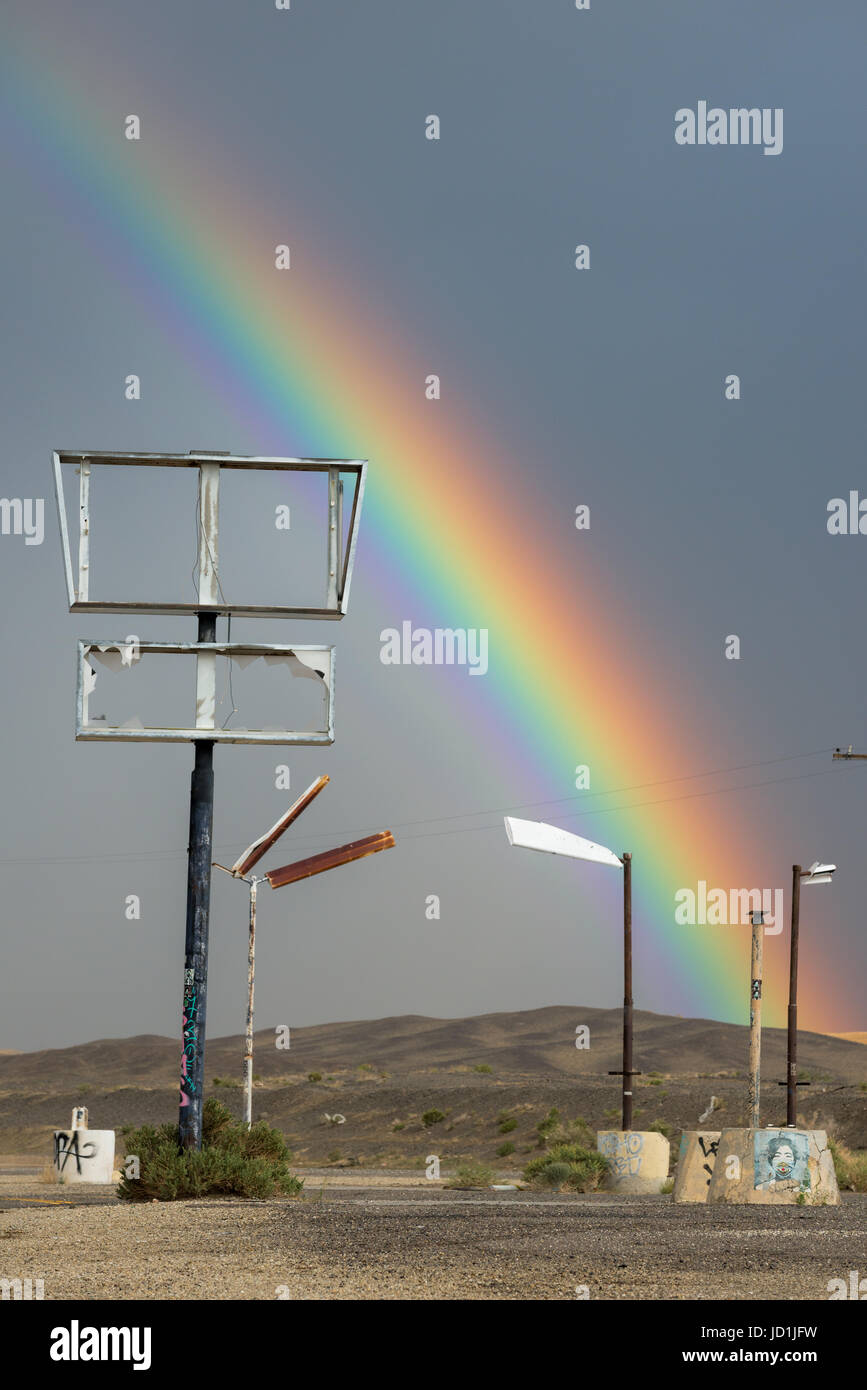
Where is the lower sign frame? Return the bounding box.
[75,640,336,745]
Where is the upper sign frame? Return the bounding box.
[52,450,367,618]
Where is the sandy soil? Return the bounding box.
[1,1176,865,1301]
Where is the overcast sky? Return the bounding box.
[2,0,866,1053]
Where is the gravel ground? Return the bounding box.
[1,1177,865,1300]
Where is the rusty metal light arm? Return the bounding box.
[266,831,395,889]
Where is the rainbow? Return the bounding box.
[1,23,853,1030]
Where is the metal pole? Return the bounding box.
[178,612,217,1150]
[747,909,763,1130]
[243,879,258,1129]
[787,864,801,1127]
[622,852,633,1131]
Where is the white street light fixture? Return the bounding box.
[504,817,623,868]
[801,862,836,886]
[504,816,636,1128]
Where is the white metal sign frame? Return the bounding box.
[53,450,367,618]
[76,641,335,745]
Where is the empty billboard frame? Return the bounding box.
[53,450,367,618]
[76,641,335,744]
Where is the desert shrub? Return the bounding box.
[307,1072,322,1083]
[649,1118,673,1138]
[117,1098,302,1202]
[535,1107,561,1146]
[498,1116,518,1134]
[538,1114,595,1151]
[474,1064,493,1074]
[496,1141,516,1157]
[535,1161,573,1190]
[445,1162,494,1189]
[830,1139,867,1192]
[523,1143,609,1193]
[422,1109,446,1127]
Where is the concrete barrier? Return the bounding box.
[672,1130,721,1203]
[597,1130,670,1194]
[706,1128,839,1205]
[53,1106,115,1185]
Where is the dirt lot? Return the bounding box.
[1,1176,865,1301]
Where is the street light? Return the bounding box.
[747,908,765,1129]
[781,862,837,1127]
[216,776,395,1126]
[504,817,637,1129]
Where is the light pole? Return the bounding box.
[244,876,259,1129]
[747,908,764,1129]
[621,852,634,1131]
[781,862,836,1127]
[504,817,637,1129]
[216,776,395,1127]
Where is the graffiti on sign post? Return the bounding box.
[180,968,199,1110]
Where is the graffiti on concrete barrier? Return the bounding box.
[599,1131,644,1177]
[54,1130,97,1175]
[754,1130,810,1193]
[698,1134,720,1187]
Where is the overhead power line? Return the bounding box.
[0,747,839,870]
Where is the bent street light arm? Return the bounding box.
[231,775,331,877]
[266,831,395,889]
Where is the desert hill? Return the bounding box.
[2,1005,865,1089]
[1,1007,864,1162]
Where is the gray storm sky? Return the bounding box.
[1,0,866,1050]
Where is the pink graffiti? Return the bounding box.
[180,1014,191,1106]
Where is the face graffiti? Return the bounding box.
[754,1132,810,1191]
[770,1143,796,1180]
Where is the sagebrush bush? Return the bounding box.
[444,1162,494,1189]
[830,1138,867,1192]
[117,1097,303,1202]
[649,1118,673,1138]
[537,1115,596,1151]
[536,1107,561,1144]
[535,1161,573,1190]
[523,1143,609,1193]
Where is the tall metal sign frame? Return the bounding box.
[55,450,368,1150]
